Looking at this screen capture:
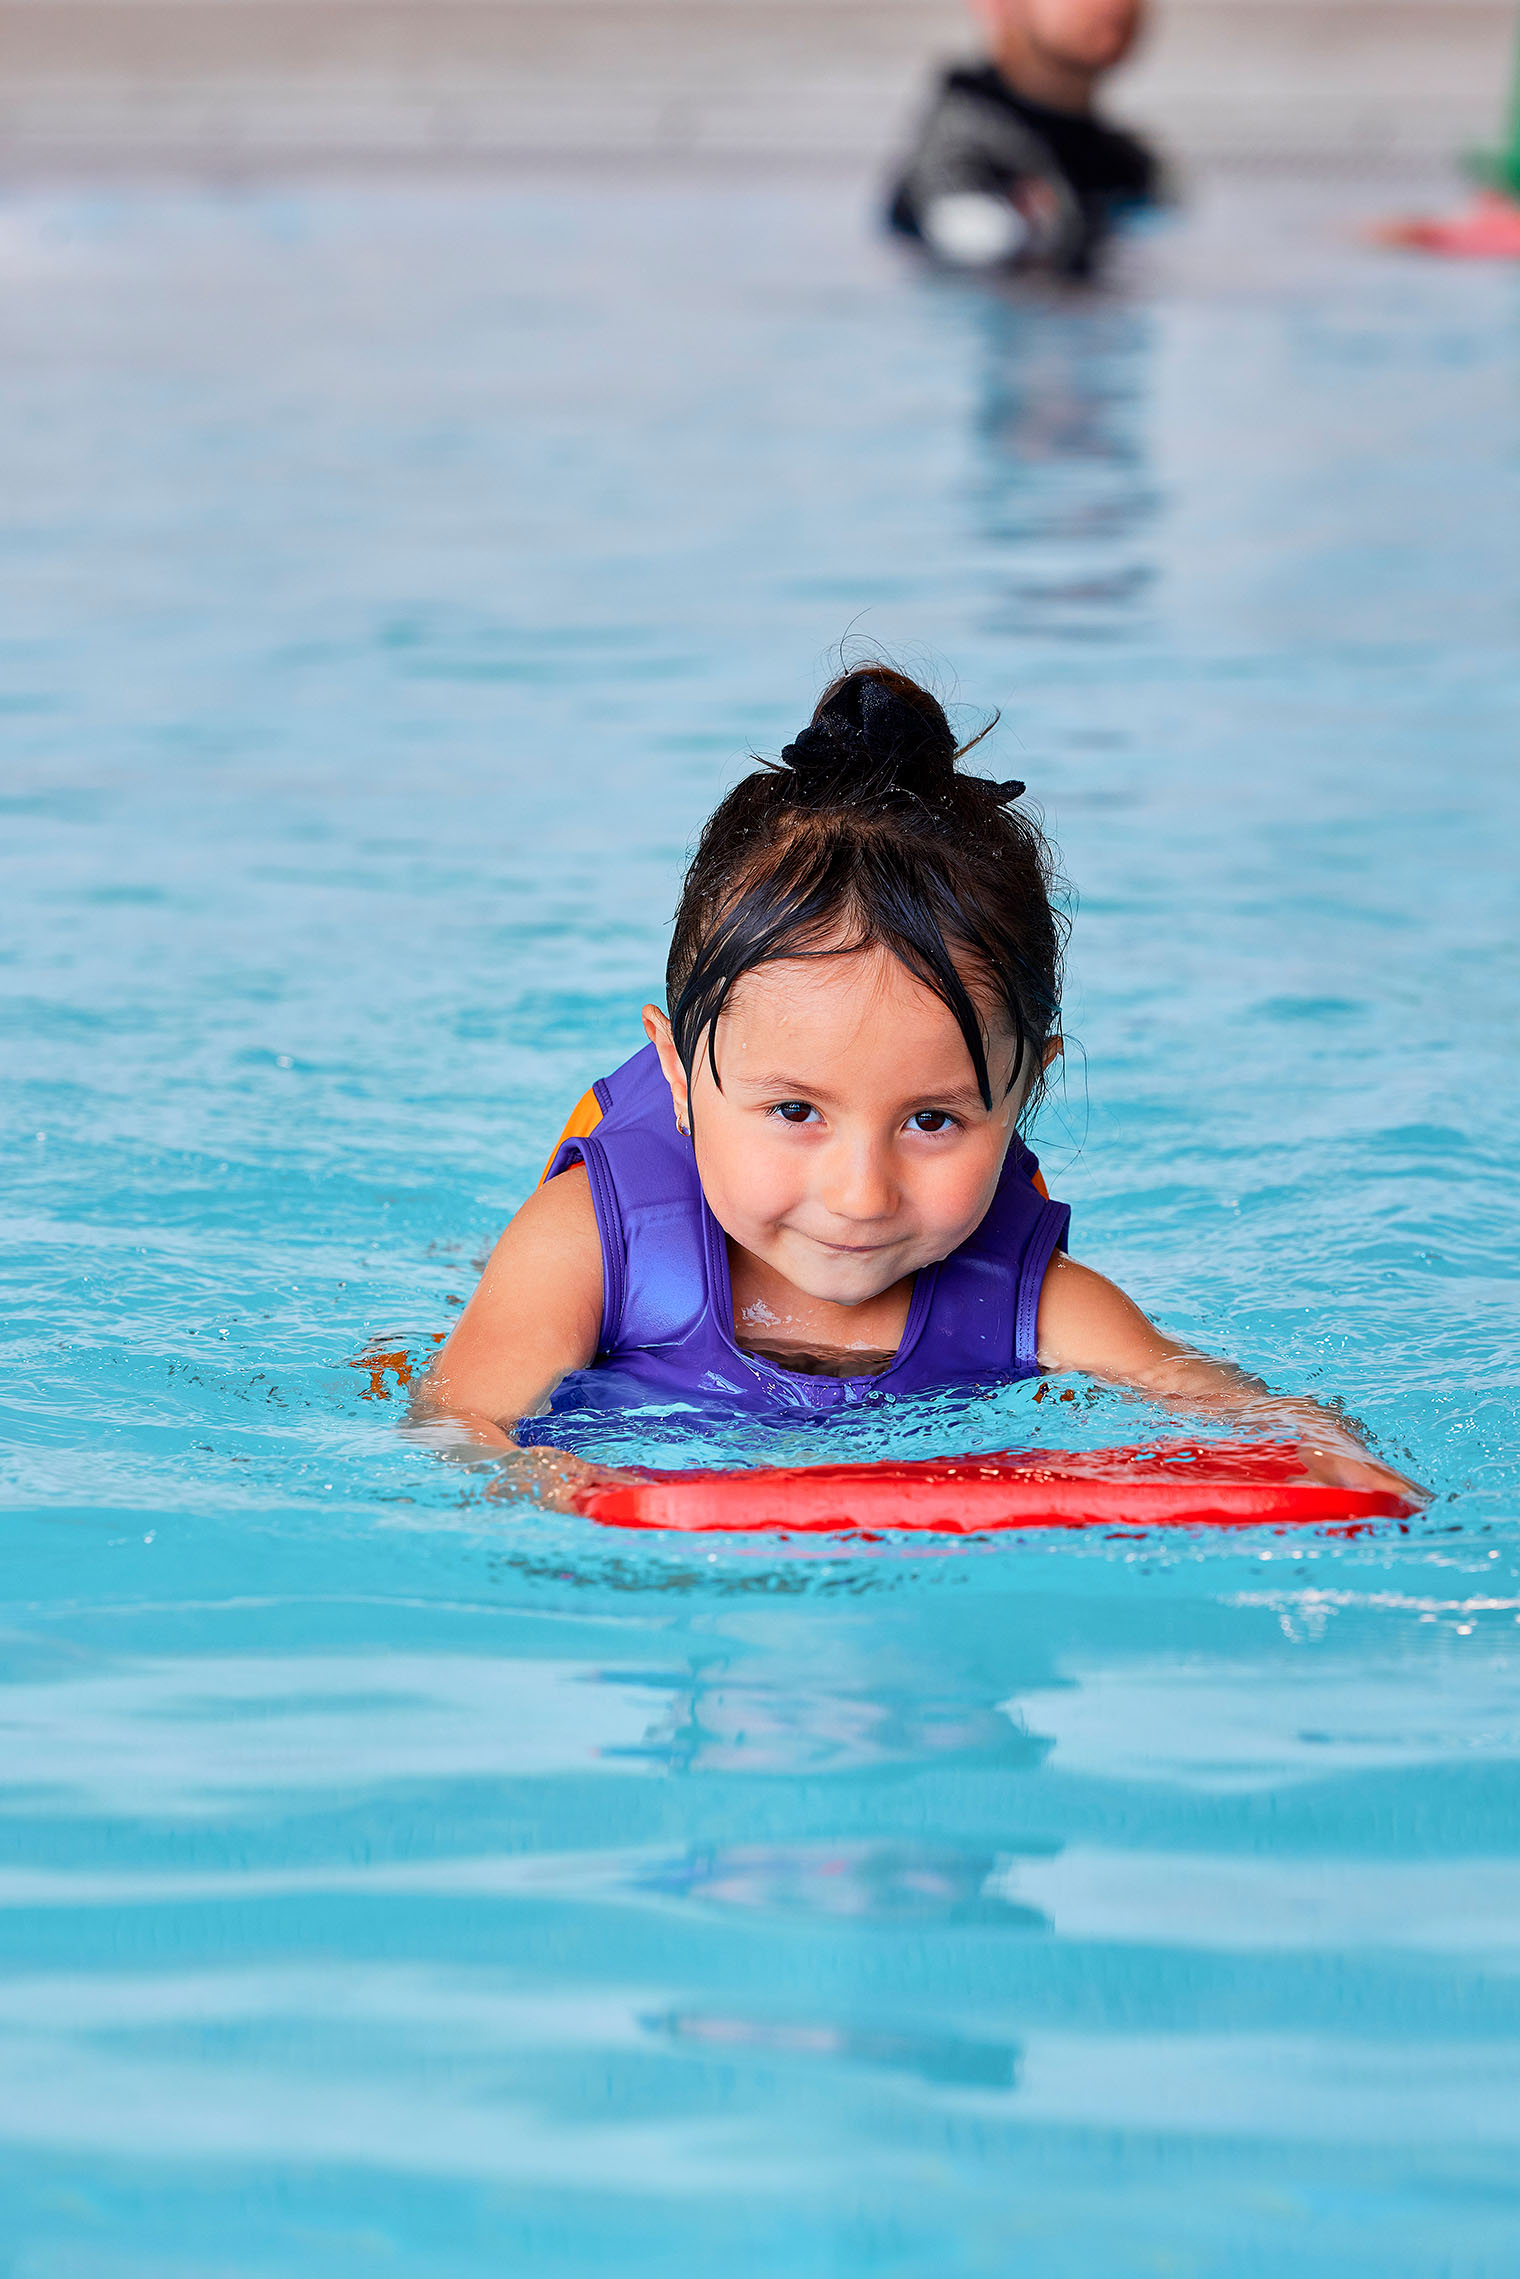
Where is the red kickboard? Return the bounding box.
[1371,190,1520,259]
[572,1440,1419,1536]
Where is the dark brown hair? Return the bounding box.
[667,664,1066,1115]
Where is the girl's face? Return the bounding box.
[645,944,1028,1310]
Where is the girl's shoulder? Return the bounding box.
[538,1043,669,1183]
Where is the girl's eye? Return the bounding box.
[909,1109,957,1134]
[773,1101,817,1125]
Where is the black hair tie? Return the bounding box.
[780,678,965,806]
[778,722,854,772]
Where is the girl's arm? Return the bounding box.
[1036,1252,1424,1501]
[412,1165,618,1509]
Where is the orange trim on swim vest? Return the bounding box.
[539,1087,605,1186]
[1031,1167,1049,1200]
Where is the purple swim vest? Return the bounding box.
[519,1042,1070,1431]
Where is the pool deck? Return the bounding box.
[0,0,1512,174]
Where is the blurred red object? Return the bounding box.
[571,1440,1420,1536]
[1370,189,1520,257]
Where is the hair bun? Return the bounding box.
[779,666,957,806]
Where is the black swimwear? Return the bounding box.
[887,61,1159,277]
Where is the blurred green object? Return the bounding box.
[1466,12,1520,193]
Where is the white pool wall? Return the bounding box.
[0,0,1512,175]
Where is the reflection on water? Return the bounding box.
[633,1842,1051,1928]
[649,2008,1020,2090]
[970,298,1159,642]
[618,1661,1046,1775]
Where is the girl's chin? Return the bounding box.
[780,1245,915,1306]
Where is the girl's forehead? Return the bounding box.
[721,944,1012,1046]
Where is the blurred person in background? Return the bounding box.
[888,0,1159,276]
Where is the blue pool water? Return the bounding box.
[3,174,1520,2274]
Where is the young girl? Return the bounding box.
[421,665,1419,1509]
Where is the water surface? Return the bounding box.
[2,175,1519,2275]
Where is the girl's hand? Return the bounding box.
[484,1445,639,1516]
[1037,1253,1431,1509]
[1293,1440,1430,1508]
[405,1404,636,1514]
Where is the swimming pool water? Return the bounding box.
[2,174,1519,2275]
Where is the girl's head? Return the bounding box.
[643,665,1067,1308]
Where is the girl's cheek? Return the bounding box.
[748,1142,807,1210]
[706,1128,798,1224]
[929,1147,1004,1228]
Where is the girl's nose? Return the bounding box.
[823,1139,897,1224]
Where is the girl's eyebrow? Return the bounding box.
[724,1069,843,1099]
[730,1069,990,1110]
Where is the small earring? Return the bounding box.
[676,1113,689,1137]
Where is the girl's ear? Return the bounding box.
[642,1005,691,1135]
